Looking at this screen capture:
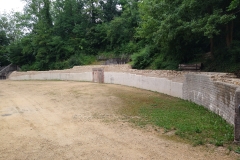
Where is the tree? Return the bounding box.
[100,0,121,22]
[102,0,139,53]
[0,30,9,66]
[3,0,239,72]
[0,12,26,66]
[135,0,236,69]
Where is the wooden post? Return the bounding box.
[92,68,104,83]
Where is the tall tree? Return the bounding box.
[0,30,9,66]
[136,0,235,67]
[99,0,121,22]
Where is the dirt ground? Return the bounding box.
[0,81,239,160]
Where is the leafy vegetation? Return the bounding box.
[0,0,240,72]
[114,88,235,148]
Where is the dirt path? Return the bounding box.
[0,81,238,160]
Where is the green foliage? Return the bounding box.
[0,31,9,46]
[150,54,179,70]
[67,54,95,68]
[228,0,240,11]
[235,147,240,154]
[120,41,138,55]
[0,31,9,66]
[203,40,240,73]
[100,0,122,22]
[131,45,153,69]
[1,0,240,72]
[104,0,139,52]
[135,0,238,70]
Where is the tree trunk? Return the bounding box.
[210,38,214,56]
[226,24,230,47]
[230,20,234,45]
[226,21,234,48]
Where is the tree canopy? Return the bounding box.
[0,0,240,72]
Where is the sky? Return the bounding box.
[0,0,26,13]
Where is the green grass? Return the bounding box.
[113,88,234,147]
[140,99,233,146]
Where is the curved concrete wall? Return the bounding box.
[183,73,240,141]
[104,72,183,98]
[183,74,238,125]
[9,71,183,98]
[8,68,240,141]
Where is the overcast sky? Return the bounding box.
[0,0,26,13]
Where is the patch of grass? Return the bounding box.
[139,100,233,145]
[193,140,204,146]
[113,89,234,147]
[235,147,240,154]
[214,140,224,147]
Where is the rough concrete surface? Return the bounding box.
[183,74,238,125]
[0,81,239,160]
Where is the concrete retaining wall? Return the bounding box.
[8,66,240,141]
[9,71,183,98]
[183,74,237,125]
[9,72,92,82]
[104,72,183,98]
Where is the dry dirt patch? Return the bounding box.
[0,81,238,160]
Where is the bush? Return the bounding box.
[131,45,153,69]
[203,40,240,74]
[67,54,95,68]
[150,54,179,70]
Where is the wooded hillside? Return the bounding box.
[1,0,240,73]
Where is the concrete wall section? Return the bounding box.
[104,72,183,98]
[171,82,183,98]
[234,88,240,141]
[9,71,92,82]
[183,73,238,125]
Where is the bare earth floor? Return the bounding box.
[0,81,239,160]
